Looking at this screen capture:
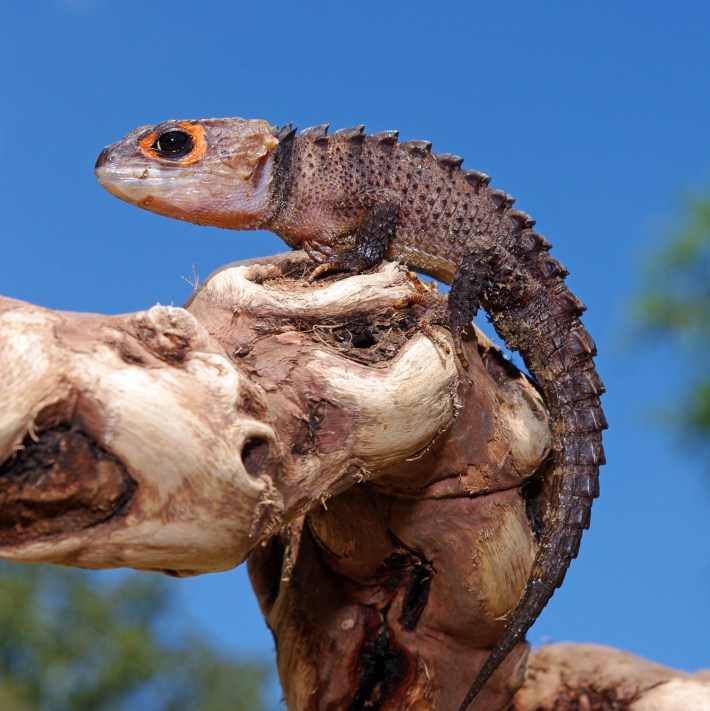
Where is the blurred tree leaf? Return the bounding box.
[0,563,269,711]
[635,192,710,443]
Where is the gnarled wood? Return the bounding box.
[0,253,549,708]
[0,253,695,710]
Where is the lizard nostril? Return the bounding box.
[95,147,109,170]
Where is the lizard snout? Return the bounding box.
[95,146,109,170]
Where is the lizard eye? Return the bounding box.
[151,130,194,159]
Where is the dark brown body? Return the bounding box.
[265,125,607,710]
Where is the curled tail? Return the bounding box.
[453,246,607,710]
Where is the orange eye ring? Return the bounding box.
[139,122,208,166]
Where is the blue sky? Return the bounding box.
[2,0,709,696]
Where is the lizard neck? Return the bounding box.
[262,128,299,240]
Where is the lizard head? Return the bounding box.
[95,118,279,229]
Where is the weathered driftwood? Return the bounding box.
[513,643,710,711]
[0,253,705,710]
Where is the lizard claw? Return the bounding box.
[396,273,471,368]
[309,261,336,281]
[302,240,335,264]
[303,241,345,281]
[305,248,374,282]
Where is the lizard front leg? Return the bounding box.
[309,202,400,279]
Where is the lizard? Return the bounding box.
[95,117,607,711]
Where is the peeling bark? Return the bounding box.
[0,253,703,710]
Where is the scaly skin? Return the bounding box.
[96,118,607,711]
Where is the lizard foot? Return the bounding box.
[443,293,482,370]
[303,240,337,279]
[303,242,377,281]
[396,272,473,368]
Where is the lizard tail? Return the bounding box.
[457,257,607,710]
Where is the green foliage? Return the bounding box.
[635,192,710,442]
[0,563,269,711]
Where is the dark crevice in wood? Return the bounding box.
[247,533,287,615]
[521,455,555,542]
[398,556,433,632]
[241,436,272,478]
[0,423,135,545]
[350,622,408,711]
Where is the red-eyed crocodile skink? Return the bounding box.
[95,117,607,711]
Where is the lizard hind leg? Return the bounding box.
[446,243,515,366]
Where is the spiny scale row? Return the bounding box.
[272,122,540,235]
[297,124,483,179]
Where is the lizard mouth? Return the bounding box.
[95,172,191,217]
[94,161,267,229]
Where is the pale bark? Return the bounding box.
[0,252,704,710]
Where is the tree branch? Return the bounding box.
[0,253,705,709]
